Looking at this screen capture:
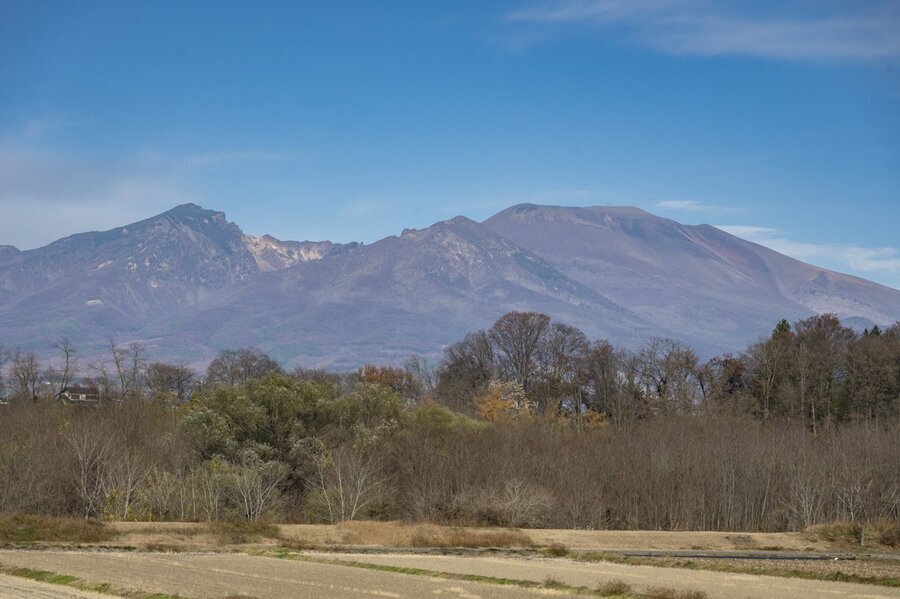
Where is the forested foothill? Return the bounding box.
[0,312,898,537]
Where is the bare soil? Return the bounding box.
[3,548,898,599]
[315,551,900,599]
[628,554,900,582]
[0,550,558,599]
[0,574,113,599]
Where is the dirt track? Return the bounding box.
[0,573,112,599]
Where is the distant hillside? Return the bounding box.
[1,203,897,368]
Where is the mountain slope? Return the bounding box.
[142,215,661,366]
[0,204,334,353]
[483,204,900,351]
[0,203,897,367]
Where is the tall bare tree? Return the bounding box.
[10,348,42,401]
[108,339,147,399]
[205,347,282,387]
[47,338,78,399]
[146,362,197,403]
[489,311,550,394]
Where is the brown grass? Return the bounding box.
[212,520,280,544]
[596,579,632,596]
[644,588,708,599]
[0,514,114,544]
[410,526,532,548]
[807,522,862,544]
[544,542,569,557]
[807,520,900,548]
[879,525,900,547]
[276,521,534,549]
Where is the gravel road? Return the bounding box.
[0,573,113,599]
[0,550,556,598]
[319,551,900,599]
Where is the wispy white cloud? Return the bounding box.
[184,150,292,168]
[339,197,390,219]
[19,114,71,143]
[717,224,900,288]
[0,142,194,248]
[0,117,292,249]
[509,0,900,61]
[654,199,739,212]
[655,199,705,210]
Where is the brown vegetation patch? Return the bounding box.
[277,521,534,549]
[880,525,900,548]
[0,514,114,544]
[806,520,900,549]
[596,579,631,596]
[644,589,708,599]
[212,520,280,545]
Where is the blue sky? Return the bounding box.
[1,0,899,288]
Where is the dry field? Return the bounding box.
[1,520,897,598]
[0,550,578,599]
[315,551,900,599]
[0,548,898,599]
[0,574,111,599]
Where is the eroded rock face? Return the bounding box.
[0,202,898,368]
[243,234,338,271]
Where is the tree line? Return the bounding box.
[0,312,898,532]
[435,312,900,428]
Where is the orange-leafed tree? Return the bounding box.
[474,380,531,422]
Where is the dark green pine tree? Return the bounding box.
[772,318,791,337]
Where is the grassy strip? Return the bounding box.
[264,550,707,598]
[0,561,188,598]
[560,550,900,588]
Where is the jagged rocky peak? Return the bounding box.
[242,234,337,271]
[401,215,484,241]
[148,202,230,228]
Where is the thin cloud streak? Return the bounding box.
[0,147,194,249]
[509,0,900,61]
[655,199,711,211]
[718,224,900,289]
[654,199,739,213]
[0,116,300,249]
[184,150,293,168]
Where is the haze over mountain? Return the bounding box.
[1,203,897,368]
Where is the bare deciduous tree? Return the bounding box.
[489,311,550,394]
[309,444,385,523]
[65,420,116,518]
[10,348,42,401]
[229,455,288,522]
[146,362,197,403]
[206,348,282,387]
[47,338,78,399]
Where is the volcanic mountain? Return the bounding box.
[0,203,897,367]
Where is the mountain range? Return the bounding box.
[1,203,898,369]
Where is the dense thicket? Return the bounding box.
[0,312,898,531]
